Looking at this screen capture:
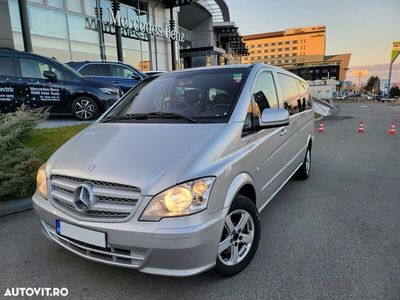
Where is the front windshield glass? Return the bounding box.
[103,68,250,123]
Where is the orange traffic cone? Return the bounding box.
[388,122,397,135]
[318,122,325,133]
[358,121,365,134]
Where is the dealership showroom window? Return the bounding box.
[8,0,151,70]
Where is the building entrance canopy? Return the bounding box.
[180,46,225,58]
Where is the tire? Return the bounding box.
[71,96,99,120]
[295,145,311,180]
[213,194,261,277]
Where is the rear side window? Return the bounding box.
[277,73,300,115]
[80,64,111,76]
[0,56,16,76]
[110,65,136,78]
[297,80,312,111]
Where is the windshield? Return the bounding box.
[102,68,250,123]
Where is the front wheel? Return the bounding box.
[213,195,260,277]
[72,96,99,120]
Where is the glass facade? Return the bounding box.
[8,0,151,70]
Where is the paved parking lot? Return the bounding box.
[1,103,399,299]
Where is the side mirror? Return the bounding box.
[259,108,289,128]
[131,74,141,80]
[43,70,57,81]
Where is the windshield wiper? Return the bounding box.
[102,112,199,123]
[101,115,135,123]
[125,112,199,123]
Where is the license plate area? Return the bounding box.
[56,220,106,248]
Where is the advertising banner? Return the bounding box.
[391,41,400,63]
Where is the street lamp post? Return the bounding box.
[95,0,106,61]
[169,8,176,70]
[112,0,123,62]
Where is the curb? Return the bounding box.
[0,198,32,217]
[314,116,324,122]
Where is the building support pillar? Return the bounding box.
[18,0,32,52]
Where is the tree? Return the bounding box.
[365,76,380,94]
[0,105,47,201]
[390,85,400,98]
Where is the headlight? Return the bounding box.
[100,87,119,96]
[140,177,215,221]
[36,164,48,199]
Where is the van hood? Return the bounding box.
[47,123,226,195]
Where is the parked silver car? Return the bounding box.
[33,63,314,277]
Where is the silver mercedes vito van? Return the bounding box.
[33,63,314,277]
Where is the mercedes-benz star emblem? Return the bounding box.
[73,183,95,212]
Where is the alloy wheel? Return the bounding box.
[74,99,95,120]
[218,209,255,266]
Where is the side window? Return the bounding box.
[277,73,300,115]
[19,58,63,80]
[111,65,135,78]
[80,64,111,76]
[252,72,279,127]
[0,56,16,77]
[297,80,312,111]
[243,72,280,136]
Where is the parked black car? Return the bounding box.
[67,61,146,94]
[0,48,121,120]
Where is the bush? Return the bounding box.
[0,105,48,202]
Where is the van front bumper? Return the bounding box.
[32,192,227,277]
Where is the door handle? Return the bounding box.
[280,129,288,136]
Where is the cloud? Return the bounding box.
[346,62,400,86]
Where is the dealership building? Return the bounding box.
[241,25,351,82]
[0,0,249,71]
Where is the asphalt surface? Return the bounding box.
[1,103,399,299]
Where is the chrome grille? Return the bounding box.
[50,175,140,220]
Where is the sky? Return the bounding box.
[228,0,400,84]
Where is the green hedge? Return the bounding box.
[0,106,88,202]
[0,106,47,201]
